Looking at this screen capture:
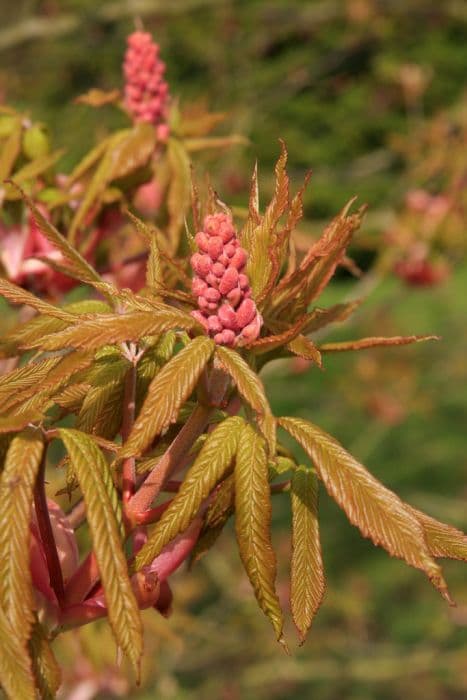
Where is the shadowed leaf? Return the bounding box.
[29,621,61,700]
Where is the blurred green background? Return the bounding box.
[1,1,466,698]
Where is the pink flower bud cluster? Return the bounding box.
[190,213,262,346]
[123,31,170,140]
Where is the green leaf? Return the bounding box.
[28,621,61,700]
[0,605,35,700]
[3,150,64,199]
[279,417,453,603]
[0,428,44,647]
[27,308,201,351]
[287,335,322,366]
[235,422,284,643]
[0,357,62,406]
[134,416,243,570]
[290,464,325,643]
[58,429,141,673]
[121,336,215,458]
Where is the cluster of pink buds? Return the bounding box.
[190,213,262,346]
[123,31,170,141]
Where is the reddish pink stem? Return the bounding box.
[34,452,65,606]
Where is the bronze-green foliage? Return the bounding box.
[0,148,466,699]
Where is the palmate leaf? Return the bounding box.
[0,605,35,700]
[243,142,289,300]
[28,621,61,700]
[235,422,285,644]
[409,507,467,561]
[0,278,73,321]
[190,473,236,565]
[166,137,191,254]
[0,409,46,433]
[25,308,201,352]
[318,334,439,353]
[279,417,453,603]
[0,428,44,648]
[269,201,363,319]
[134,416,244,571]
[0,357,62,405]
[215,345,275,453]
[290,464,325,643]
[69,123,156,242]
[287,335,322,366]
[58,429,141,675]
[2,351,94,415]
[121,336,215,458]
[77,373,126,439]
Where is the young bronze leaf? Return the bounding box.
[166,137,191,254]
[27,309,200,351]
[2,351,94,415]
[0,278,73,321]
[245,142,289,299]
[58,429,141,674]
[290,464,325,643]
[0,428,44,647]
[235,422,285,644]
[0,357,62,405]
[409,507,467,561]
[0,605,35,700]
[134,416,243,571]
[29,621,62,700]
[303,300,362,335]
[319,335,439,353]
[0,117,22,181]
[287,335,322,366]
[279,417,453,603]
[0,409,45,433]
[121,336,215,458]
[215,345,271,417]
[77,359,128,439]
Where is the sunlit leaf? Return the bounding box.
[319,334,439,353]
[290,464,325,643]
[0,605,35,700]
[0,428,44,647]
[410,507,467,561]
[134,416,243,570]
[75,88,121,107]
[26,308,201,351]
[0,117,22,181]
[279,417,453,603]
[235,422,285,643]
[0,278,73,321]
[122,336,215,458]
[58,429,141,674]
